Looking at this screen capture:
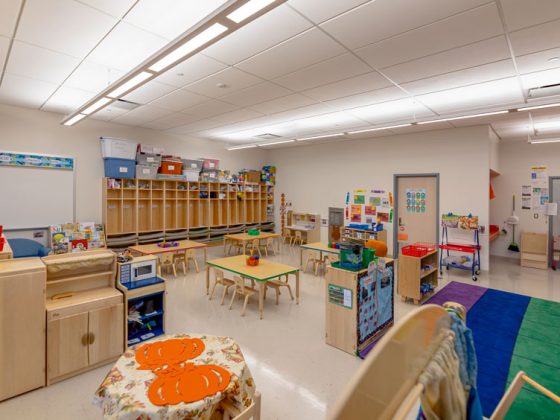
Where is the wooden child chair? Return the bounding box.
[229,276,257,317]
[228,240,244,255]
[305,251,323,275]
[292,230,304,246]
[264,274,294,304]
[260,237,275,256]
[173,251,187,275]
[321,253,339,275]
[247,239,261,257]
[209,269,235,305]
[283,230,293,245]
[185,249,199,272]
[159,254,176,277]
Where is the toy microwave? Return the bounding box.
[118,255,158,289]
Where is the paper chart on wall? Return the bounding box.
[530,166,548,187]
[348,189,393,224]
[405,188,427,213]
[521,185,532,210]
[532,187,549,214]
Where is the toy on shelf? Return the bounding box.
[439,213,481,281]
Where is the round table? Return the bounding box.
[93,334,255,420]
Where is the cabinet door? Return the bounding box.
[88,304,124,365]
[47,312,89,381]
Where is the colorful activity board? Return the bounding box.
[347,189,393,224]
[50,222,106,254]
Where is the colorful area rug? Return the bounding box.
[425,281,560,419]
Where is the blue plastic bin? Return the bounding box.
[104,158,136,179]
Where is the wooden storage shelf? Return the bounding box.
[521,232,548,270]
[398,250,439,304]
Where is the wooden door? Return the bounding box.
[395,175,438,254]
[47,312,89,381]
[328,207,344,242]
[88,304,124,365]
[0,269,45,400]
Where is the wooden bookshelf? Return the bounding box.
[102,178,275,244]
[397,250,439,304]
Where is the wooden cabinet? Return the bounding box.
[521,232,548,269]
[0,258,46,401]
[397,250,438,304]
[89,304,124,365]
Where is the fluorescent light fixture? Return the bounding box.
[107,72,153,98]
[529,137,560,144]
[82,97,112,115]
[227,144,258,150]
[518,102,560,111]
[63,114,87,126]
[227,0,276,23]
[296,133,344,142]
[417,110,509,125]
[347,123,412,135]
[258,139,295,147]
[149,23,228,72]
[534,120,560,131]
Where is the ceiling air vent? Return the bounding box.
[528,83,560,99]
[255,133,282,140]
[112,99,142,110]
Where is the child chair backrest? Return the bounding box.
[215,269,224,282]
[186,249,196,258]
[252,239,259,248]
[295,231,302,239]
[267,237,274,246]
[233,276,245,293]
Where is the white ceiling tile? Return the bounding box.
[167,118,225,134]
[500,0,560,32]
[288,0,369,24]
[521,68,560,90]
[65,60,124,93]
[302,72,392,102]
[347,98,434,124]
[41,85,96,114]
[149,89,209,111]
[139,112,203,130]
[400,60,516,95]
[204,4,312,65]
[290,111,366,132]
[236,28,346,80]
[124,0,227,40]
[516,48,560,74]
[122,80,176,104]
[211,108,264,124]
[381,36,511,83]
[111,105,171,125]
[320,0,491,49]
[0,0,21,37]
[89,103,129,121]
[77,0,137,18]
[218,82,291,108]
[356,4,504,69]
[324,86,407,110]
[0,36,10,71]
[6,41,80,84]
[274,53,371,92]
[182,99,237,118]
[16,0,117,58]
[509,19,560,56]
[0,73,58,108]
[87,21,167,72]
[417,78,524,113]
[153,54,227,88]
[246,93,318,114]
[264,102,336,123]
[184,67,262,98]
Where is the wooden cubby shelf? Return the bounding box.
[397,250,439,304]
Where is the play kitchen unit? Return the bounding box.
[0,249,165,401]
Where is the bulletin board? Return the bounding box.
[347,189,393,224]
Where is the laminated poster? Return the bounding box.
[0,151,74,169]
[405,188,427,213]
[351,204,362,223]
[521,185,532,210]
[530,166,548,187]
[354,195,365,205]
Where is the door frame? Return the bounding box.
[548,176,560,267]
[393,173,440,257]
[328,207,344,242]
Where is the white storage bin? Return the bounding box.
[100,137,137,160]
[183,169,200,182]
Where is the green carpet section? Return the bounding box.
[505,298,560,419]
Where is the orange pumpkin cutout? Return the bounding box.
[135,338,232,406]
[136,338,205,371]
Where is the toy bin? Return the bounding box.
[136,152,161,167]
[104,158,136,179]
[137,144,164,155]
[182,159,203,171]
[339,243,364,270]
[200,169,219,181]
[183,169,200,182]
[200,158,219,170]
[0,237,4,252]
[136,164,157,180]
[401,245,428,258]
[159,156,182,175]
[100,137,137,160]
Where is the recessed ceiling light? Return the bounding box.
[227,0,276,23]
[227,144,258,150]
[347,123,412,135]
[529,136,560,144]
[296,133,345,142]
[82,97,112,115]
[63,114,87,126]
[417,110,508,125]
[107,72,153,98]
[258,139,295,147]
[534,120,560,131]
[518,102,560,111]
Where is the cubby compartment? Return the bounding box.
[127,292,164,346]
[151,202,164,231]
[106,201,122,234]
[138,201,150,232]
[122,200,136,233]
[164,201,177,230]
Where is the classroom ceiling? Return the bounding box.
[1,0,560,146]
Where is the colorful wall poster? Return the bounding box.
[521,185,532,210]
[532,187,549,214]
[354,194,365,205]
[365,206,376,216]
[378,212,390,223]
[370,196,381,206]
[50,222,106,254]
[441,214,479,230]
[351,204,362,222]
[0,151,74,169]
[346,189,393,226]
[405,188,427,213]
[530,166,548,187]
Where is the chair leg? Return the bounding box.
[275,288,279,305]
[193,258,199,273]
[209,281,218,300]
[229,289,237,309]
[264,246,268,256]
[241,295,250,316]
[264,286,268,300]
[286,284,294,300]
[220,284,229,305]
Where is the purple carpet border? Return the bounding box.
[424,281,487,311]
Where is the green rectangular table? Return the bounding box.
[206,255,299,319]
[299,241,340,268]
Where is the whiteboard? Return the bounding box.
[0,165,75,229]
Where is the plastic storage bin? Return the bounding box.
[137,144,164,155]
[183,169,200,182]
[401,245,429,258]
[100,137,137,160]
[136,152,161,167]
[182,159,203,171]
[136,164,157,180]
[159,156,182,175]
[104,158,135,179]
[200,158,219,170]
[200,169,220,181]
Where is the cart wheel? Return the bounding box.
[475,270,480,275]
[446,266,449,270]
[472,276,478,281]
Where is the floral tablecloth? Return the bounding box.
[93,334,255,420]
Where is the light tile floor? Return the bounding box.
[1,246,559,420]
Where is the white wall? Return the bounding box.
[490,139,560,258]
[489,128,500,174]
[269,125,492,269]
[0,104,267,226]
